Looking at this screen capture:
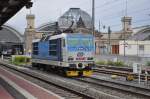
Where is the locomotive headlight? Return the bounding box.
[78,63,83,68]
[85,64,88,67]
[68,57,74,61]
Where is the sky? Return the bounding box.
[6,0,150,34]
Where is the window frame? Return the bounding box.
[139,45,144,51]
[32,42,39,55]
[49,39,57,56]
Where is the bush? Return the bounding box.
[114,61,125,66]
[96,60,125,67]
[96,61,106,65]
[107,60,114,66]
[107,60,124,66]
[146,61,150,66]
[11,55,31,65]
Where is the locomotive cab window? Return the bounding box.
[49,39,57,56]
[33,42,39,55]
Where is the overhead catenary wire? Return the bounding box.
[98,0,150,20]
[32,0,150,32]
[95,0,148,13]
[84,0,122,12]
[94,0,149,17]
[99,4,150,20]
[100,8,150,22]
[109,18,150,28]
[95,0,150,31]
[99,5,149,21]
[57,0,149,22]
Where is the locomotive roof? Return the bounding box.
[32,33,93,42]
[49,33,93,40]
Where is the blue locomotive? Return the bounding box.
[32,33,95,76]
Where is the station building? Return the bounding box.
[119,26,150,57]
[95,17,150,57]
[23,8,150,56]
[1,7,149,57]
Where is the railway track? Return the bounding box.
[96,65,133,72]
[75,76,150,98]
[96,64,150,73]
[0,62,123,99]
[1,61,150,99]
[0,63,93,99]
[94,65,150,80]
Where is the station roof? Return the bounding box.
[128,26,150,40]
[0,25,23,43]
[0,0,32,27]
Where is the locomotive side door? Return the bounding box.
[61,38,67,62]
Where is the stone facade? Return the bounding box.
[95,16,133,55]
[24,14,43,54]
[95,16,150,56]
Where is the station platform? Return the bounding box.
[0,66,63,99]
[0,84,14,99]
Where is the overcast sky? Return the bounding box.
[6,0,150,34]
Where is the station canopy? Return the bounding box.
[0,0,32,27]
[0,25,23,43]
[128,26,150,40]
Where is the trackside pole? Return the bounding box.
[138,70,141,84]
[145,69,148,84]
[137,64,141,84]
[1,54,3,60]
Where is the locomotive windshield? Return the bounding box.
[67,35,94,52]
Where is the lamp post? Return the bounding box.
[92,0,95,36]
[137,40,138,56]
[0,40,5,60]
[124,0,128,56]
[108,26,111,54]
